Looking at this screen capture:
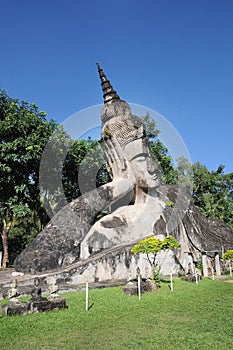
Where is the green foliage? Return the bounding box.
[141,112,159,139]
[175,157,233,229]
[196,260,203,275]
[62,138,110,202]
[175,156,193,194]
[0,89,56,209]
[191,162,233,229]
[151,263,162,287]
[222,250,233,261]
[131,235,180,267]
[165,200,174,207]
[103,128,112,137]
[141,113,178,184]
[131,236,163,255]
[131,235,181,255]
[148,139,178,184]
[162,235,181,249]
[0,89,58,262]
[0,89,111,261]
[131,235,180,286]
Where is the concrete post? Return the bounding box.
[202,253,209,277]
[214,253,221,276]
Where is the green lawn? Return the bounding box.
[0,278,232,350]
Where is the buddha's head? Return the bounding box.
[97,63,160,190]
[102,112,159,190]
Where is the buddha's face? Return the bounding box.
[124,138,159,189]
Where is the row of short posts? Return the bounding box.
[86,268,200,310]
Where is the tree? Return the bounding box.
[192,162,233,229]
[148,140,178,184]
[175,156,193,195]
[141,112,160,139]
[131,235,181,284]
[142,113,178,184]
[0,89,57,267]
[175,157,233,229]
[62,138,110,202]
[222,250,233,276]
[222,250,233,261]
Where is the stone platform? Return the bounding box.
[1,296,68,316]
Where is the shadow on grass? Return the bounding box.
[88,302,94,311]
[161,278,170,284]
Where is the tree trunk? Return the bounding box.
[1,218,12,268]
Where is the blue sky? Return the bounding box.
[1,0,233,173]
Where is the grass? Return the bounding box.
[0,278,232,350]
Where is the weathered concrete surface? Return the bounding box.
[158,185,233,270]
[14,185,115,273]
[1,299,30,316]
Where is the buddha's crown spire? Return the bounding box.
[96,62,121,104]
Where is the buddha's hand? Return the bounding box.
[101,136,136,187]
